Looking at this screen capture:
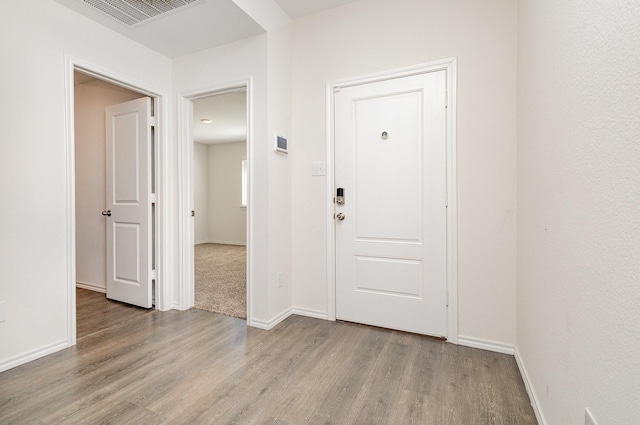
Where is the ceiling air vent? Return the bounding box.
[82,0,201,27]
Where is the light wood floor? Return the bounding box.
[0,289,537,424]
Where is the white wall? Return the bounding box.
[194,142,210,243]
[290,0,518,344]
[266,26,294,321]
[75,79,143,292]
[207,141,247,245]
[516,1,640,424]
[173,35,276,324]
[0,0,172,370]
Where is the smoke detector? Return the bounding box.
[81,0,202,27]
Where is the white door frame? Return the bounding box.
[177,79,253,324]
[63,55,170,347]
[326,58,459,343]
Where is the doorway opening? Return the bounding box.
[65,59,165,346]
[192,90,248,319]
[177,81,252,323]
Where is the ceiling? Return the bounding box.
[66,0,360,141]
[273,0,359,19]
[55,0,359,58]
[192,90,247,145]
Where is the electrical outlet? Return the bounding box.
[277,272,283,288]
[0,301,5,323]
[585,408,598,425]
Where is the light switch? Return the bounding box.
[312,161,326,176]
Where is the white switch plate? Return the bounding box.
[312,161,325,176]
[0,301,5,323]
[585,408,598,425]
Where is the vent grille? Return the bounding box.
[82,0,200,26]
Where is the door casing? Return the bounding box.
[177,80,253,324]
[326,58,459,343]
[64,55,169,347]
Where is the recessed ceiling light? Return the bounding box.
[201,118,212,124]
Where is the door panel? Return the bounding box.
[113,223,140,283]
[113,111,140,203]
[354,91,422,242]
[106,97,153,308]
[335,71,447,337]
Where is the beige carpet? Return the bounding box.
[194,243,246,319]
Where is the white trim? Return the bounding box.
[515,347,545,425]
[325,79,336,322]
[445,58,459,343]
[458,335,515,355]
[291,308,329,321]
[63,57,77,349]
[249,308,292,330]
[76,281,107,293]
[64,55,169,350]
[0,340,68,373]
[195,240,247,246]
[326,58,459,341]
[177,93,195,311]
[177,79,253,327]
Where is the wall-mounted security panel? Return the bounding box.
[275,134,288,154]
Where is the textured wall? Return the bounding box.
[517,1,640,423]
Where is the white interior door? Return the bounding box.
[105,97,153,308]
[334,71,448,337]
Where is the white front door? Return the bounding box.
[334,71,448,337]
[105,97,153,308]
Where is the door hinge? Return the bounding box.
[151,269,157,280]
[150,193,157,204]
[149,116,157,127]
[446,290,449,307]
[445,191,448,208]
[444,91,448,108]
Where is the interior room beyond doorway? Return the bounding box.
[192,89,248,319]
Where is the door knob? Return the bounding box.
[102,210,112,217]
[336,212,345,221]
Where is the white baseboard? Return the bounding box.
[248,308,293,330]
[457,335,515,355]
[515,347,545,425]
[76,281,106,293]
[291,307,329,321]
[249,307,329,330]
[195,240,246,246]
[0,339,69,373]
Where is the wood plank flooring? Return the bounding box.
[0,289,537,424]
